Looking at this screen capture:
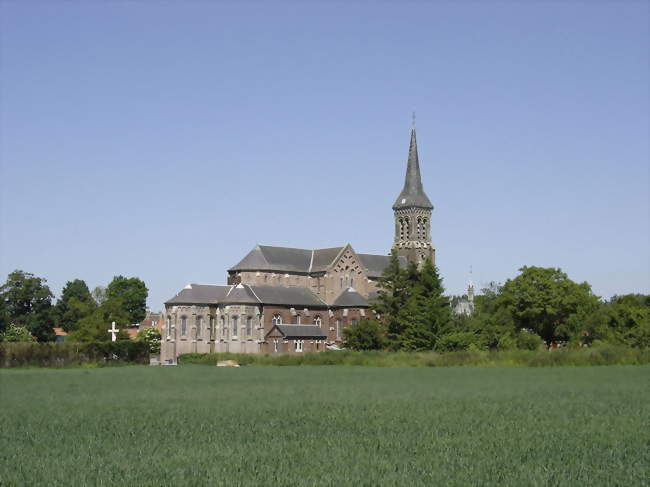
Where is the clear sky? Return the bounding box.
[1,1,648,309]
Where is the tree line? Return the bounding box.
[343,252,649,351]
[0,270,148,342]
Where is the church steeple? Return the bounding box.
[392,128,433,210]
[392,124,435,265]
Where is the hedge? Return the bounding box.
[179,345,650,368]
[0,341,150,368]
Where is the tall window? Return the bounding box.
[313,315,321,326]
[196,316,203,338]
[340,276,344,289]
[295,340,303,352]
[295,314,301,325]
[350,276,354,288]
[272,314,282,326]
[180,316,187,336]
[221,316,227,338]
[232,316,238,337]
[351,319,357,327]
[336,319,341,340]
[246,317,253,336]
[273,339,278,353]
[209,316,215,339]
[166,316,171,336]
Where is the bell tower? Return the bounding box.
[392,125,435,265]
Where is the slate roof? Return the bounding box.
[249,285,327,307]
[165,284,231,305]
[357,253,408,279]
[311,247,344,272]
[230,244,404,279]
[332,288,369,308]
[274,325,327,339]
[165,283,327,307]
[392,128,433,210]
[228,245,313,273]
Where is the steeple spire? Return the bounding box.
[392,127,433,210]
[391,122,436,266]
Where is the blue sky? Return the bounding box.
[1,1,648,309]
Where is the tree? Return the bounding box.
[373,251,410,347]
[54,279,96,331]
[0,324,36,342]
[497,266,601,344]
[106,276,148,324]
[68,298,131,342]
[343,319,386,351]
[0,270,55,341]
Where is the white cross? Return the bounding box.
[108,321,119,342]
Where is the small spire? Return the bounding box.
[412,111,416,129]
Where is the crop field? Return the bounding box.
[1,365,648,486]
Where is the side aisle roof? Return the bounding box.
[165,283,327,307]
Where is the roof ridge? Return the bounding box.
[246,284,262,304]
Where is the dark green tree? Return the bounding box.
[373,251,410,347]
[497,266,601,344]
[0,270,55,341]
[397,258,451,351]
[54,279,97,331]
[342,319,386,350]
[106,276,148,324]
[69,298,131,342]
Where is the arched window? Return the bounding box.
[350,276,354,288]
[246,316,253,336]
[232,316,238,337]
[405,217,411,239]
[180,316,187,336]
[272,314,282,326]
[166,316,171,336]
[340,276,344,289]
[399,218,404,240]
[313,315,321,326]
[221,316,227,338]
[196,316,203,338]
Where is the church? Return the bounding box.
[161,127,435,362]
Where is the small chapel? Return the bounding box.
[161,127,435,361]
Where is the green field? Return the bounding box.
[1,366,648,486]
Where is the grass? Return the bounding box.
[0,365,648,486]
[179,345,650,367]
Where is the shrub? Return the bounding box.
[136,327,161,354]
[0,341,149,367]
[0,324,36,343]
[342,319,386,350]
